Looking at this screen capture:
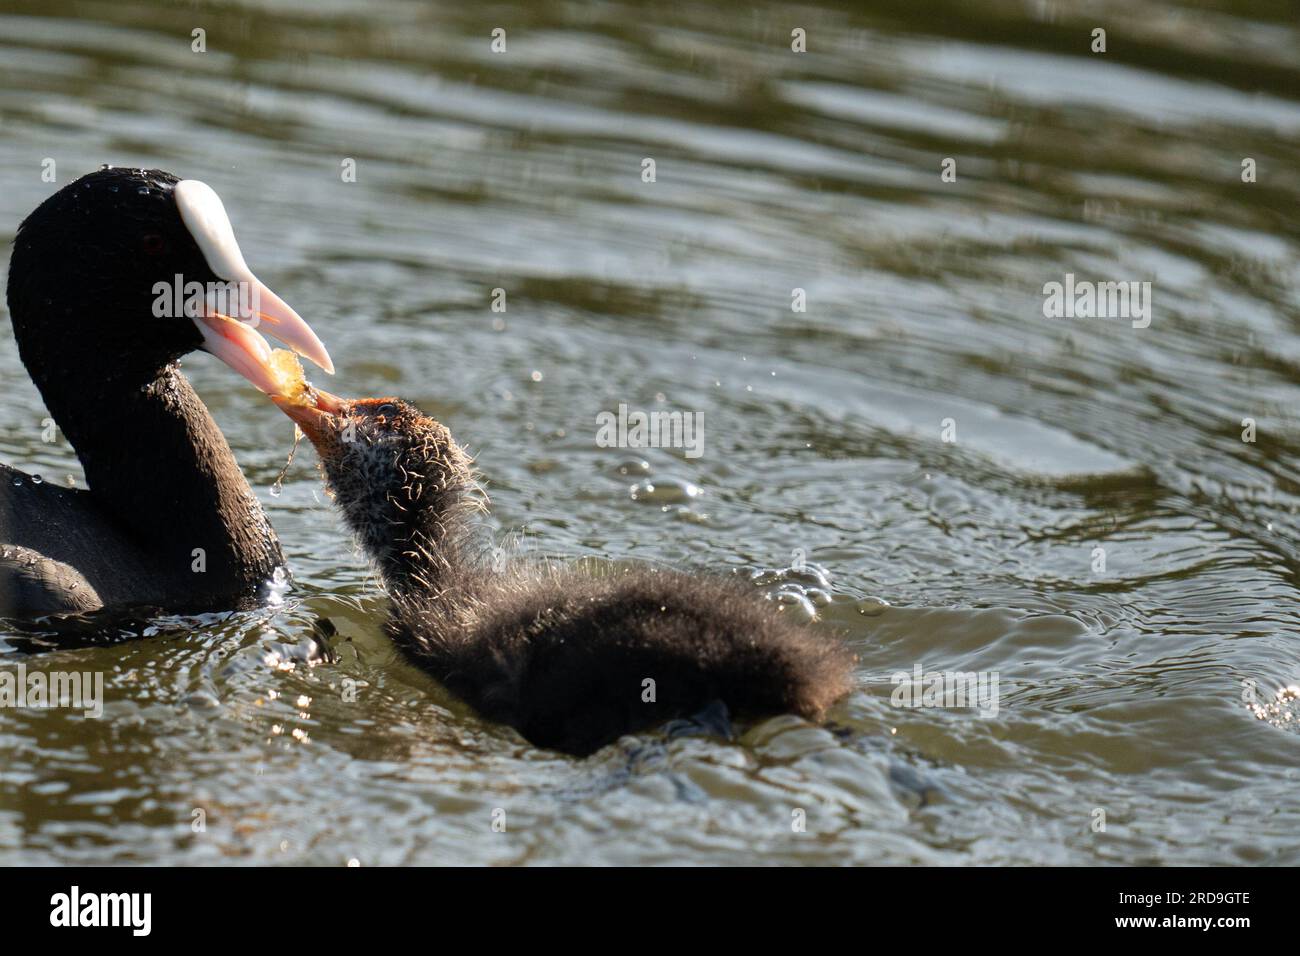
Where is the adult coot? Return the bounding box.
[1,167,332,616]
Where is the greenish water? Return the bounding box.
[1,0,1298,865]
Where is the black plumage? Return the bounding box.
[287,395,856,756]
[2,168,287,616]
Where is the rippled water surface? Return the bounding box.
[1,0,1299,865]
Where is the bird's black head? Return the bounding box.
[6,166,332,399]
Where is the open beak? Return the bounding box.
[174,179,334,397]
[271,388,347,447]
[193,296,332,398]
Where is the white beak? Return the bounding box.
[174,179,334,394]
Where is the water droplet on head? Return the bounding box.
[30,475,42,484]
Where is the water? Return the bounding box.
[1,0,1298,865]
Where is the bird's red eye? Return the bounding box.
[142,234,167,256]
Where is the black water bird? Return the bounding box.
[276,391,856,757]
[1,167,333,616]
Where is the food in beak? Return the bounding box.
[269,349,314,406]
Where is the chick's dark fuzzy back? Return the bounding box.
[387,563,858,756]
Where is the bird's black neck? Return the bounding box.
[34,358,284,608]
[372,495,483,605]
[339,457,482,606]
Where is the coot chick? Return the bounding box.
[2,167,333,616]
[275,391,856,757]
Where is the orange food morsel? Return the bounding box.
[269,349,312,405]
